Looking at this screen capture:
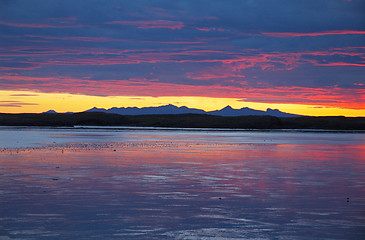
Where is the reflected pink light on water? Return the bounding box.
[1,137,365,239]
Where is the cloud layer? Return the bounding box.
[1,0,364,110]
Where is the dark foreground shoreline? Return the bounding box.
[0,112,364,130]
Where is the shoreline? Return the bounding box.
[1,112,365,130]
[1,125,365,133]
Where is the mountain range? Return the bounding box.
[81,104,302,117]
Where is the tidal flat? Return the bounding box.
[0,127,364,239]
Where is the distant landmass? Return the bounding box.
[83,104,301,117]
[42,109,58,114]
[42,110,73,114]
[1,112,364,130]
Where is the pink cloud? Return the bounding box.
[261,30,365,37]
[186,72,246,80]
[239,87,365,109]
[0,20,83,28]
[0,66,40,71]
[1,45,363,74]
[24,35,118,42]
[195,27,226,32]
[106,20,184,30]
[5,34,207,46]
[313,62,365,67]
[1,75,363,109]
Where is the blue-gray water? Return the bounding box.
[0,126,364,239]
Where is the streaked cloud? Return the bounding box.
[0,101,39,107]
[106,20,184,30]
[0,20,83,28]
[261,30,365,37]
[0,0,364,115]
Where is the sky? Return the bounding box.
[0,0,364,116]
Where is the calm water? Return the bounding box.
[0,127,364,239]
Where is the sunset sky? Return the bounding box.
[1,0,364,116]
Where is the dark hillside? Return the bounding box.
[0,112,364,130]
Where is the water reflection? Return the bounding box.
[0,130,365,239]
[1,126,364,148]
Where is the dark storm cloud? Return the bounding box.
[0,0,364,107]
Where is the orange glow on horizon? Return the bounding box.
[1,90,364,117]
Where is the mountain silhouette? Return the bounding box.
[86,104,206,115]
[42,110,73,114]
[209,106,300,117]
[42,110,57,114]
[85,105,301,117]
